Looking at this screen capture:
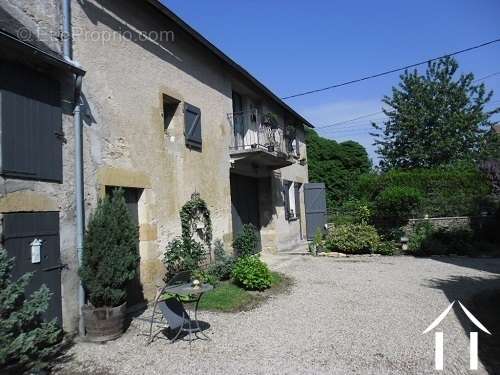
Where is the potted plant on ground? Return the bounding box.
[79,188,140,342]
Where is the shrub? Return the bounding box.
[408,221,434,254]
[357,164,492,217]
[324,223,380,254]
[408,221,498,256]
[232,256,272,291]
[163,237,205,279]
[0,249,62,373]
[207,239,235,281]
[374,186,422,227]
[330,198,373,225]
[374,240,399,255]
[79,188,140,307]
[233,224,259,257]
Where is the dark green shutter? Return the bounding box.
[184,102,202,149]
[0,62,62,182]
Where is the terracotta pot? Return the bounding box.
[82,302,126,342]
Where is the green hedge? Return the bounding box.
[357,164,492,218]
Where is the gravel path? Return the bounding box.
[55,255,500,374]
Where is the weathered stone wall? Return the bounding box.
[404,216,496,236]
[72,0,234,301]
[0,2,81,332]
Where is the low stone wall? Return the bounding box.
[404,215,496,236]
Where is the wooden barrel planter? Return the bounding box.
[82,302,126,342]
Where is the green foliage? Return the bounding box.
[374,240,399,256]
[164,194,212,279]
[207,239,235,281]
[330,198,373,225]
[374,186,422,227]
[79,188,140,308]
[0,249,62,373]
[232,224,259,257]
[305,128,371,210]
[197,282,253,312]
[408,220,498,256]
[163,237,205,278]
[232,256,272,291]
[408,221,435,253]
[373,57,499,170]
[324,223,380,254]
[357,164,492,218]
[180,192,212,248]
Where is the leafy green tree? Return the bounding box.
[373,57,499,170]
[305,128,371,209]
[0,249,61,373]
[79,188,140,307]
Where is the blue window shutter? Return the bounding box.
[184,103,202,149]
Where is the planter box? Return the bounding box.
[82,302,126,342]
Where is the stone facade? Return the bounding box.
[0,0,312,333]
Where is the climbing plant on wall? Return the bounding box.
[164,193,213,278]
[179,192,212,247]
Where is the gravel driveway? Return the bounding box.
[55,255,500,374]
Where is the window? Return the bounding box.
[283,180,301,221]
[286,126,300,157]
[0,63,63,182]
[184,102,202,150]
[162,94,179,131]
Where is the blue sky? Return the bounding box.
[163,0,500,163]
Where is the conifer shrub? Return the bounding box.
[79,188,140,307]
[0,249,62,373]
[233,224,259,257]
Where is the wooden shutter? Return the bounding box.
[184,102,202,149]
[0,63,62,182]
[283,180,291,220]
[304,183,327,240]
[294,183,301,219]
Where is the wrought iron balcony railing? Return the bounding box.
[227,110,297,157]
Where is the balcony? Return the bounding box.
[227,110,297,171]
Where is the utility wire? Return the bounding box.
[282,38,500,100]
[314,70,500,130]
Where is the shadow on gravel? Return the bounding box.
[427,256,500,275]
[429,275,500,374]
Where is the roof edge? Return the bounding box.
[145,0,313,128]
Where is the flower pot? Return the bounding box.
[82,302,126,342]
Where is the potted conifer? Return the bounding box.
[79,188,139,342]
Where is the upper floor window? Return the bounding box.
[0,62,63,182]
[162,94,180,132]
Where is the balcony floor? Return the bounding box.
[230,147,293,170]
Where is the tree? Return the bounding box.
[79,188,140,308]
[372,57,499,170]
[0,249,61,373]
[305,128,371,209]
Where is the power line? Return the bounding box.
[313,71,500,130]
[282,38,500,100]
[475,71,500,82]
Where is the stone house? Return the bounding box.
[0,0,325,333]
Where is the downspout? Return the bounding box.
[62,0,86,337]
